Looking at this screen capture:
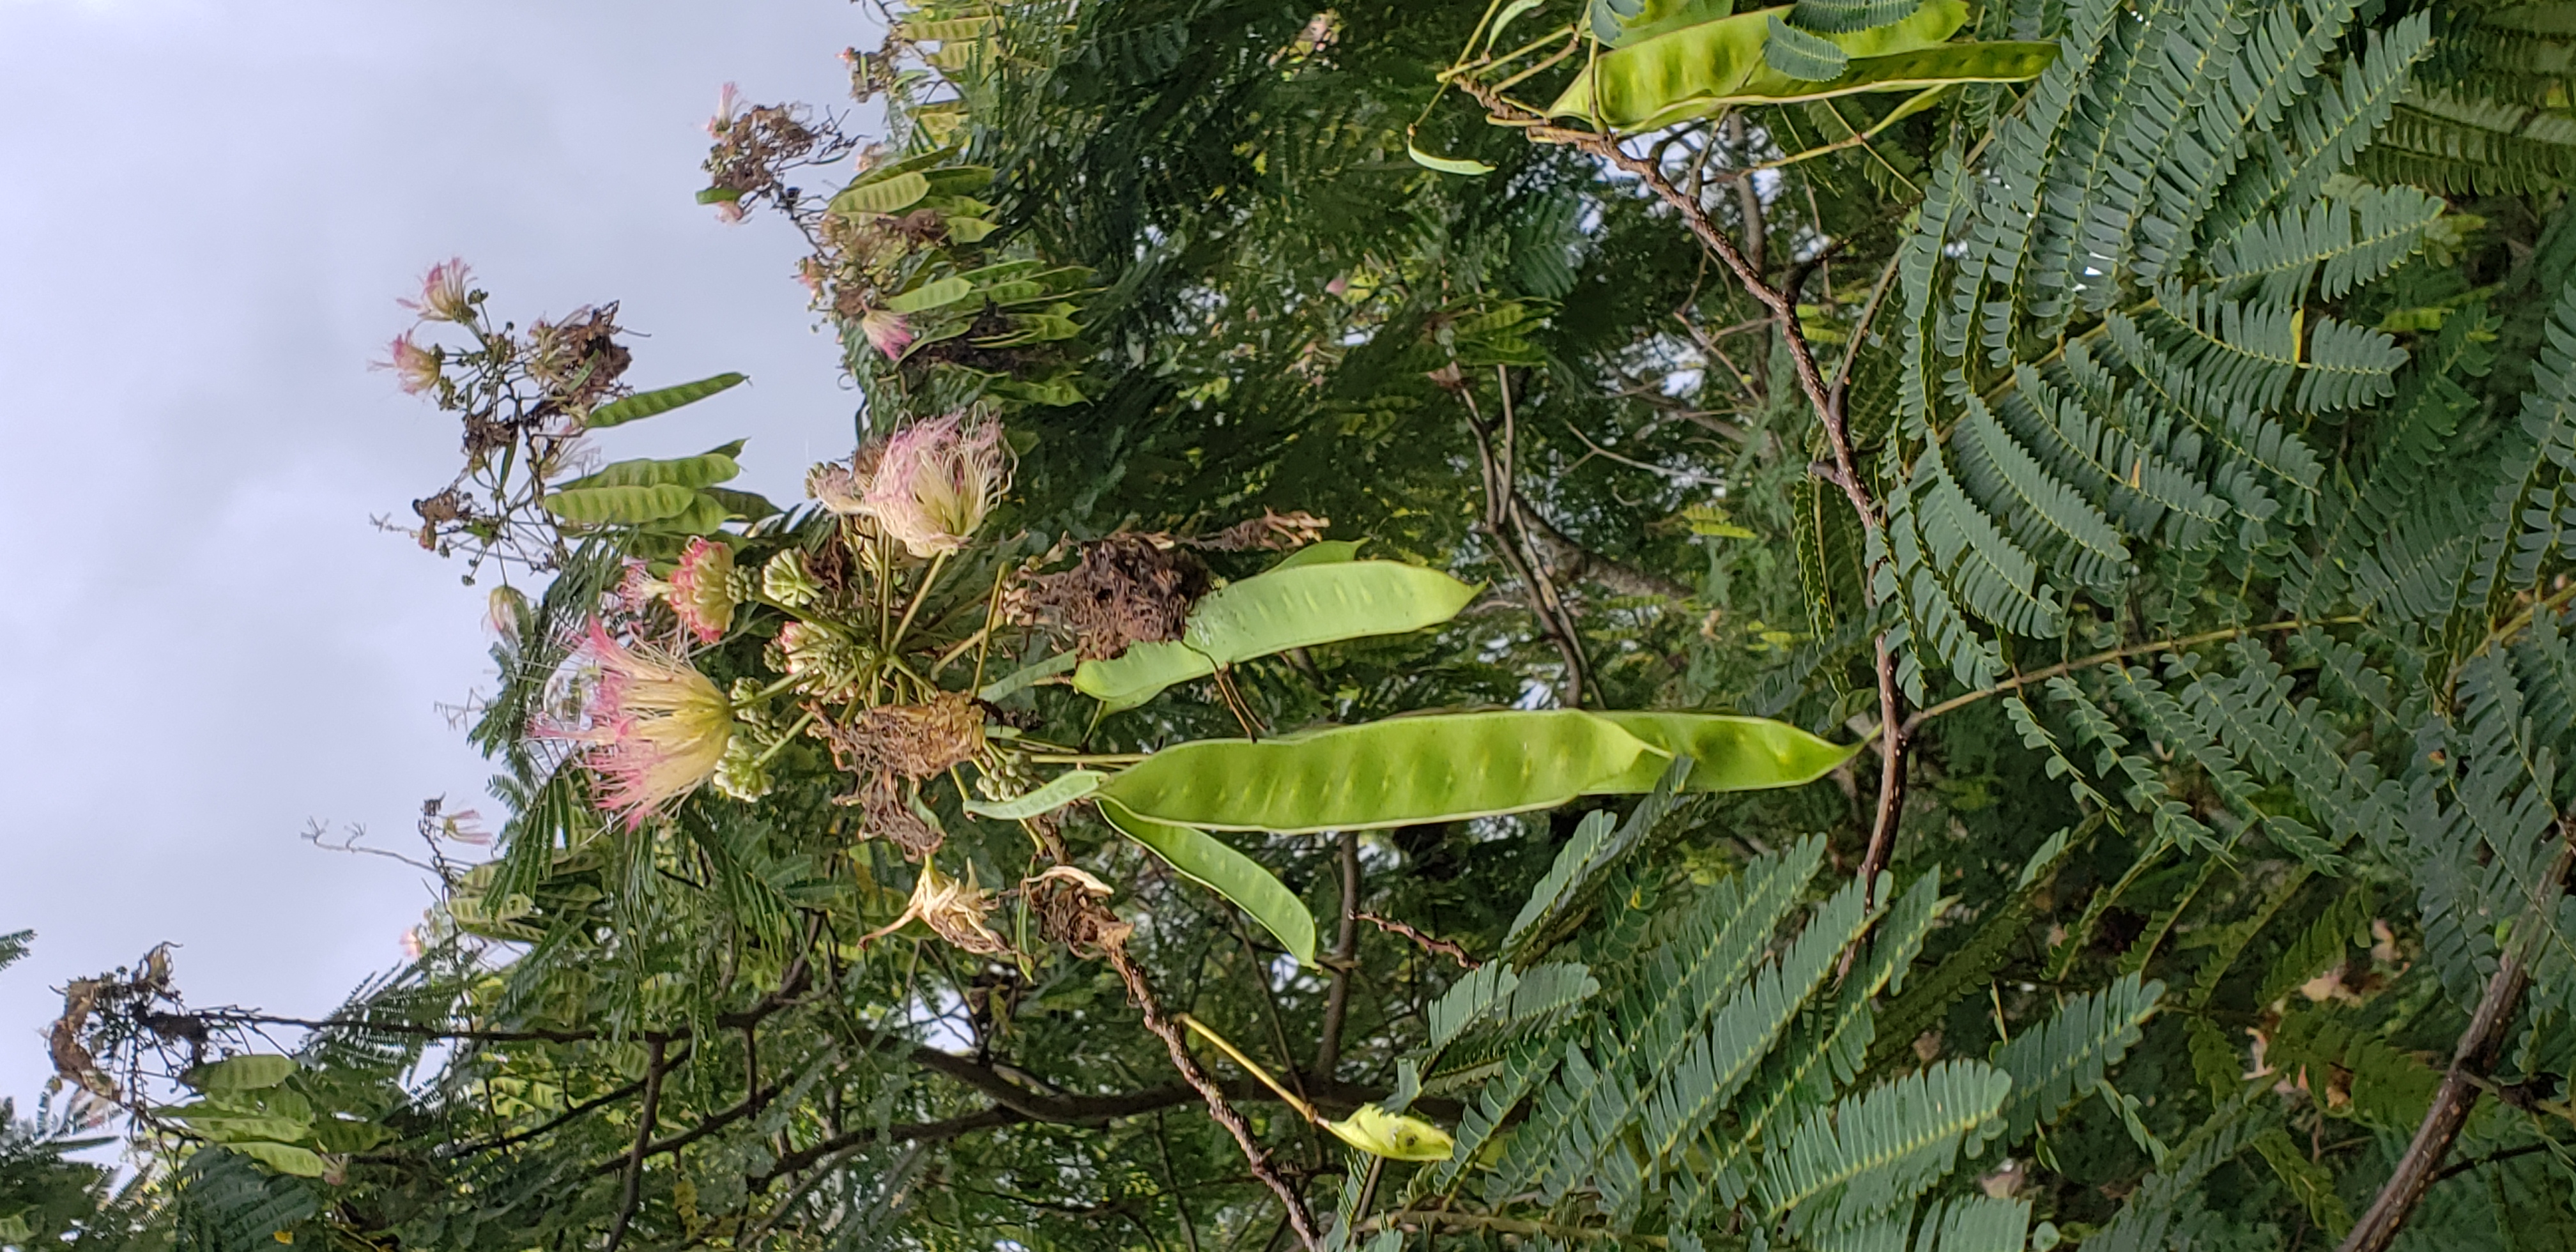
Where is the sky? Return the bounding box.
[0,0,878,1111]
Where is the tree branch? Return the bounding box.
[1513,494,1697,600]
[2340,828,2575,1252]
[1105,933,1319,1250]
[1456,372,1594,706]
[604,1035,669,1252]
[1315,830,1363,1074]
[1354,911,1480,970]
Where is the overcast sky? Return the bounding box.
[0,0,877,1110]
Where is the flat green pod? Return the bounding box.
[1184,561,1480,666]
[1073,640,1217,712]
[1094,710,1664,834]
[1726,40,2058,103]
[1099,798,1318,965]
[1073,558,1472,710]
[1585,712,1861,793]
[1548,0,1969,128]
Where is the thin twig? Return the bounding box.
[1354,912,1480,970]
[1315,831,1363,1074]
[604,1035,670,1252]
[1105,935,1319,1250]
[1457,375,1593,705]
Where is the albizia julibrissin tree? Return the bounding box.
[36,1,2576,1250]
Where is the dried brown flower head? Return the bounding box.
[818,691,987,780]
[839,777,945,860]
[528,304,633,415]
[1016,535,1211,659]
[1027,866,1130,958]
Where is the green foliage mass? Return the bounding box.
[33,0,2576,1249]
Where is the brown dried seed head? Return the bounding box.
[1016,535,1211,660]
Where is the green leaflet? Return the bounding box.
[231,1141,327,1179]
[962,770,1103,820]
[1094,710,1664,833]
[1586,712,1861,793]
[541,482,700,526]
[188,1055,299,1094]
[887,276,974,314]
[1765,15,1851,81]
[1757,1058,2012,1233]
[1184,561,1480,665]
[1072,641,1215,712]
[584,372,746,429]
[556,444,745,492]
[1098,798,1317,965]
[170,1113,311,1145]
[894,15,999,42]
[1547,0,1970,127]
[979,650,1078,701]
[831,169,931,217]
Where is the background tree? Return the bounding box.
[35,1,2576,1250]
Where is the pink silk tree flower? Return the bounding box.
[859,309,914,361]
[542,619,735,828]
[859,412,1013,558]
[668,536,739,645]
[400,258,475,323]
[374,333,441,395]
[708,82,741,137]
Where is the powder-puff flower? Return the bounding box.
[668,536,738,645]
[708,82,741,137]
[400,257,476,323]
[376,333,441,395]
[859,309,914,361]
[399,929,425,961]
[858,412,1012,558]
[540,620,735,827]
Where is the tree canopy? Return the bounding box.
[21,1,2576,1250]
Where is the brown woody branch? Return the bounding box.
[1354,912,1480,970]
[1105,933,1321,1250]
[602,1035,669,1252]
[1460,82,1907,917]
[2339,831,2575,1252]
[1315,831,1364,1074]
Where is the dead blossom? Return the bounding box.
[1014,534,1211,659]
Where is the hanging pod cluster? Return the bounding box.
[1545,1,2057,133]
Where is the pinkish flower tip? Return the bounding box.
[400,257,475,323]
[375,333,441,395]
[861,309,915,361]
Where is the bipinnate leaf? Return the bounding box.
[1990,972,2163,1146]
